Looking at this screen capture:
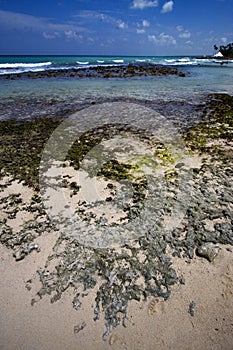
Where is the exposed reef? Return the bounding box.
[1,63,186,80]
[0,93,232,339]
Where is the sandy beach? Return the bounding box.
[1,0,233,346]
[0,88,232,350]
[0,235,232,350]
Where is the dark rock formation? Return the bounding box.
[1,63,186,80]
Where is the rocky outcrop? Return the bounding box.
[2,63,186,80]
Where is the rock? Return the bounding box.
[1,63,186,80]
[175,162,185,169]
[188,301,196,316]
[196,243,220,262]
[13,249,26,261]
[74,321,86,333]
[27,242,39,252]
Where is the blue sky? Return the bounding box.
[0,0,232,55]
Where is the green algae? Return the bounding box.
[97,159,134,181]
[0,118,62,188]
[184,93,233,162]
[1,93,233,340]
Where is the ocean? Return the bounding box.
[0,55,233,121]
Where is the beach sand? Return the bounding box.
[1,93,233,350]
[0,172,232,350]
[0,237,232,350]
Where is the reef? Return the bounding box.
[0,93,232,339]
[1,63,186,80]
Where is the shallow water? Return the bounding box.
[0,64,233,126]
[0,65,233,102]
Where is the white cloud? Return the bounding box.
[0,9,85,40]
[64,30,83,40]
[221,37,227,43]
[179,31,191,39]
[176,25,183,32]
[76,11,128,31]
[142,19,150,27]
[137,28,145,34]
[117,20,128,30]
[43,32,57,40]
[131,0,158,10]
[161,1,174,13]
[148,32,176,45]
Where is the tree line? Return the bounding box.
[214,43,233,58]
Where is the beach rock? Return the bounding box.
[188,301,196,317]
[13,249,26,261]
[74,321,86,333]
[1,63,186,80]
[196,243,220,262]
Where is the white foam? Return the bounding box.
[112,59,124,63]
[0,62,52,69]
[77,61,89,65]
[164,59,176,63]
[160,58,198,66]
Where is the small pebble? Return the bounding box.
[74,321,86,334]
[189,301,196,317]
[196,243,220,262]
[175,162,185,169]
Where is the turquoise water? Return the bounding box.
[1,54,233,74]
[0,65,233,102]
[0,55,232,121]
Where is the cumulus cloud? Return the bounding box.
[64,31,83,40]
[176,25,191,39]
[161,1,174,13]
[142,19,150,27]
[137,28,145,34]
[176,25,183,32]
[148,32,176,45]
[131,0,158,10]
[117,20,128,29]
[179,31,191,39]
[77,11,128,30]
[43,32,58,40]
[221,37,227,43]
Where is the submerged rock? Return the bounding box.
[196,243,220,262]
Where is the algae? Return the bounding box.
[0,93,232,339]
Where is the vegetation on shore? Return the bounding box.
[214,42,233,58]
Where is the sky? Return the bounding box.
[0,0,232,56]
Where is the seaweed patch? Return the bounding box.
[0,94,232,339]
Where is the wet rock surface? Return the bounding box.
[0,93,232,339]
[0,95,203,133]
[0,63,186,80]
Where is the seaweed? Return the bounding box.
[0,93,232,339]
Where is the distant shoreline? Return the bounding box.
[195,55,233,60]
